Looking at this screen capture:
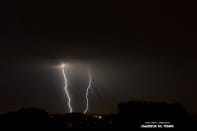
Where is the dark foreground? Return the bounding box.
[0,101,196,129]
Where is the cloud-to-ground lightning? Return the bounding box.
[61,64,72,113]
[84,70,92,114]
[60,63,92,114]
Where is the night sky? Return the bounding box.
[0,0,196,114]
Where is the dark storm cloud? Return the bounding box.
[0,0,196,113]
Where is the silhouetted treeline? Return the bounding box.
[0,101,196,129]
[0,108,50,130]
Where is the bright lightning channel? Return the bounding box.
[61,64,72,113]
[84,70,92,114]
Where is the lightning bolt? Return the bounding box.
[61,64,72,113]
[84,70,92,114]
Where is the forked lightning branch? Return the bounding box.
[61,64,92,114]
